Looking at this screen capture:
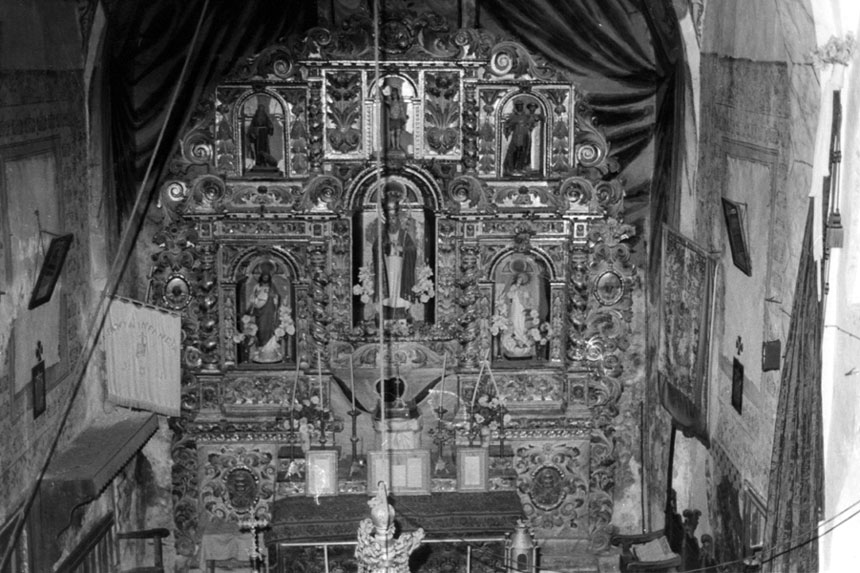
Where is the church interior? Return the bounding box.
[2,1,859,572]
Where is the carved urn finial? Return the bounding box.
[369,481,395,534]
[355,481,424,573]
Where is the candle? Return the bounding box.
[439,353,448,409]
[350,354,356,411]
[317,350,324,406]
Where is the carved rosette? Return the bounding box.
[457,244,481,367]
[307,77,324,172]
[478,89,503,175]
[461,85,479,173]
[170,423,199,563]
[199,445,276,523]
[434,219,459,328]
[325,71,363,156]
[588,429,616,551]
[307,243,331,367]
[329,219,352,332]
[424,71,461,157]
[284,90,310,175]
[515,442,589,534]
[196,243,221,371]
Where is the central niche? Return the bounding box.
[352,175,436,332]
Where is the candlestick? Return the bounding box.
[350,354,356,411]
[439,352,447,409]
[317,350,326,447]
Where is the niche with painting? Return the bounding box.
[233,256,296,365]
[491,254,552,362]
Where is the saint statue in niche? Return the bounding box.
[383,86,409,153]
[492,256,550,360]
[235,260,294,364]
[354,180,435,327]
[243,94,284,174]
[502,97,543,177]
[373,193,417,310]
[373,77,414,156]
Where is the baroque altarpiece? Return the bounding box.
[150,10,638,570]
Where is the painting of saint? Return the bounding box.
[501,96,544,177]
[492,256,550,360]
[235,260,294,364]
[242,93,285,175]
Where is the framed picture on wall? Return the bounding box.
[28,233,73,310]
[31,360,46,418]
[721,198,752,276]
[731,358,744,415]
[743,484,767,557]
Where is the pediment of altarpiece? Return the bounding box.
[154,13,638,566]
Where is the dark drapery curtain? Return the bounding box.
[107,0,317,216]
[479,0,684,229]
[479,1,691,437]
[763,202,824,573]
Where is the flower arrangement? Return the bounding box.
[466,390,511,444]
[810,33,856,69]
[285,394,332,435]
[411,264,436,303]
[353,265,375,303]
[490,302,554,345]
[232,303,295,345]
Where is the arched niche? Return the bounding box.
[488,250,556,363]
[498,92,550,179]
[230,250,299,366]
[234,89,289,177]
[350,172,437,333]
[367,73,419,157]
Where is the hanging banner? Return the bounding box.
[658,225,715,444]
[105,297,181,416]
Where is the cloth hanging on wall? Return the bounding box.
[105,297,181,416]
[763,202,824,573]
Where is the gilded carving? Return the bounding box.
[157,14,636,561]
[515,442,589,532]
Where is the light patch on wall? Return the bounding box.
[4,152,61,393]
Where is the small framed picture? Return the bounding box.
[32,360,46,418]
[28,233,73,310]
[743,484,767,556]
[456,447,488,492]
[306,449,338,497]
[368,450,431,495]
[731,358,744,415]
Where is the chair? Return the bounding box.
[117,528,171,573]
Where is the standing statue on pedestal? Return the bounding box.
[503,100,540,176]
[372,196,417,311]
[383,86,408,154]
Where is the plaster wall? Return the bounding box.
[679,0,820,563]
[0,0,94,523]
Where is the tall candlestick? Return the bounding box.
[439,352,447,409]
[317,350,323,405]
[350,354,356,411]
